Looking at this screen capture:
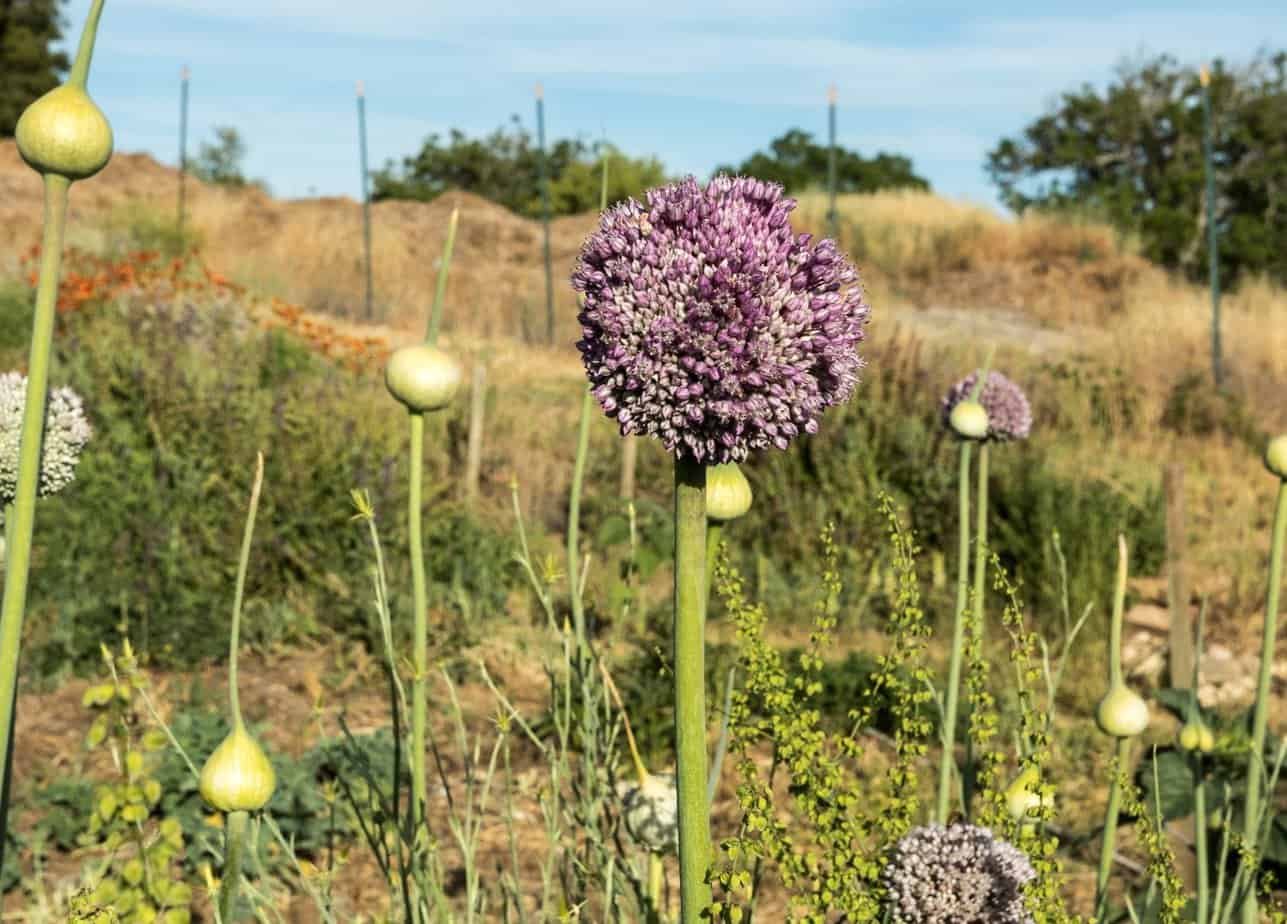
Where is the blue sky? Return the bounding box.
[64,0,1285,210]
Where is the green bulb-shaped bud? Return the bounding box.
[385,344,462,413]
[199,724,276,813]
[705,463,752,522]
[1004,765,1054,825]
[16,84,113,180]
[1095,685,1149,738]
[949,400,989,440]
[1179,718,1216,753]
[1265,434,1287,481]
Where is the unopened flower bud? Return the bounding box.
[1004,766,1053,825]
[1265,435,1287,480]
[385,344,462,413]
[16,85,113,180]
[199,725,276,813]
[1096,685,1149,738]
[705,463,752,522]
[948,400,989,441]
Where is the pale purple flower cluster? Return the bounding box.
[883,823,1035,924]
[572,175,870,464]
[941,371,1032,442]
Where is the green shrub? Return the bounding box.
[16,297,520,674]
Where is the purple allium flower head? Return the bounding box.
[572,175,870,464]
[883,823,1036,924]
[941,371,1032,442]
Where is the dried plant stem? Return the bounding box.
[673,456,710,922]
[936,439,973,823]
[1239,479,1286,924]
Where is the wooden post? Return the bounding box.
[1164,463,1193,689]
[620,434,638,500]
[464,361,486,507]
[356,80,375,321]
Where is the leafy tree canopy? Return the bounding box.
[987,51,1287,285]
[712,128,930,195]
[372,115,668,217]
[190,126,269,193]
[0,0,70,137]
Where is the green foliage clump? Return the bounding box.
[1159,371,1265,449]
[710,509,934,921]
[7,295,518,672]
[714,128,930,195]
[744,352,1165,635]
[373,117,668,217]
[78,645,193,923]
[189,126,269,193]
[100,203,203,261]
[988,51,1287,286]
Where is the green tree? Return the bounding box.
[190,126,268,193]
[372,116,667,216]
[0,0,70,136]
[713,128,930,195]
[987,52,1287,284]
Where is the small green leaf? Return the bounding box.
[82,684,115,707]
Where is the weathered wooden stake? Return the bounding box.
[464,361,487,507]
[1164,463,1194,689]
[620,434,638,500]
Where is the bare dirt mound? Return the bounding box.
[0,141,600,345]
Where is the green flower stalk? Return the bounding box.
[1179,602,1213,924]
[673,457,710,919]
[935,353,998,824]
[1095,535,1149,919]
[572,176,870,924]
[385,207,461,830]
[0,0,110,873]
[1240,435,1287,924]
[199,453,276,922]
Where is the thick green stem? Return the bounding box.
[408,412,428,824]
[1096,736,1131,918]
[1195,754,1209,924]
[567,389,592,650]
[937,439,973,823]
[425,208,459,346]
[68,0,105,89]
[219,809,249,922]
[227,453,263,729]
[673,456,710,922]
[1109,536,1128,690]
[0,175,70,872]
[962,442,989,819]
[1240,480,1286,924]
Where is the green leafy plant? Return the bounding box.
[78,643,192,923]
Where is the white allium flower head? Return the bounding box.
[883,823,1036,923]
[0,371,92,504]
